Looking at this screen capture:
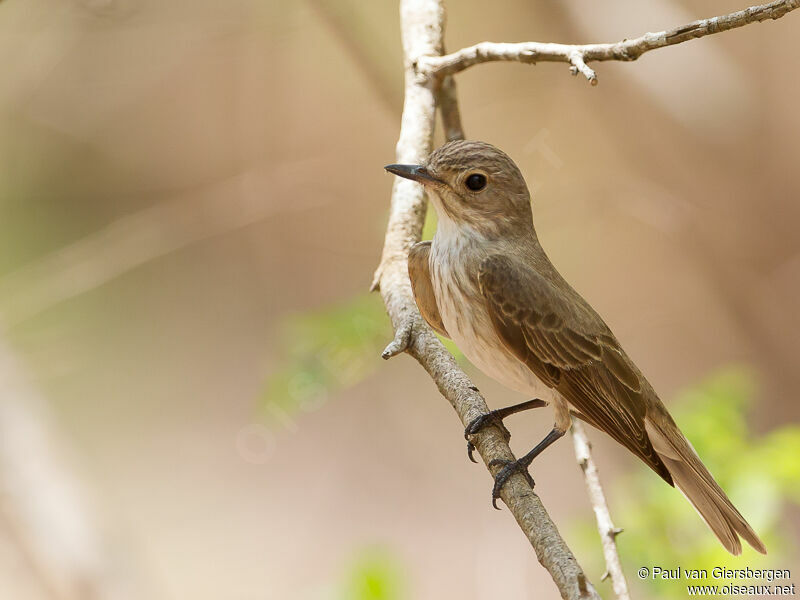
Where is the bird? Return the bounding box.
[384,139,766,556]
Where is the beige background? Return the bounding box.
[0,1,798,598]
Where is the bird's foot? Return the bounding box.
[465,413,511,463]
[463,398,547,463]
[487,426,566,509]
[488,457,535,509]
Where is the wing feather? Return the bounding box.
[478,254,671,483]
[408,242,449,338]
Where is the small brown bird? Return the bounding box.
[385,140,766,555]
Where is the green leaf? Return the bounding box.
[421,205,437,240]
[569,365,800,599]
[339,547,406,600]
[261,294,390,422]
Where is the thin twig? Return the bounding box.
[374,1,599,599]
[419,0,799,83]
[572,419,630,600]
[439,75,465,141]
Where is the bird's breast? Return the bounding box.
[429,240,552,400]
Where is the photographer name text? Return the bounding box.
[640,567,791,582]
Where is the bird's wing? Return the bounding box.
[478,254,671,483]
[408,241,449,338]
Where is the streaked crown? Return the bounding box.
[424,140,533,236]
[427,140,524,185]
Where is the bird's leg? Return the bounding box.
[464,398,548,463]
[487,396,571,509]
[488,427,565,508]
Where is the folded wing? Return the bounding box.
[478,253,670,483]
[408,241,449,338]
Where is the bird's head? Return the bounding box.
[385,140,533,238]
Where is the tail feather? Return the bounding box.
[644,418,766,555]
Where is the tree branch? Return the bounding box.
[374,2,599,598]
[572,419,630,600]
[439,75,465,142]
[419,0,799,84]
[0,334,156,599]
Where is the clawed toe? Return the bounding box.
[463,399,547,463]
[464,412,512,462]
[466,412,503,436]
[489,458,535,509]
[466,440,478,463]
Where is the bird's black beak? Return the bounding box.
[384,164,441,185]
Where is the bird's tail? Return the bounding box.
[644,418,766,555]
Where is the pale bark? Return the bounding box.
[419,0,799,84]
[374,1,798,598]
[572,420,629,600]
[373,2,600,599]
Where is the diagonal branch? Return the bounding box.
[418,0,799,84]
[374,0,797,597]
[373,1,599,599]
[439,75,465,142]
[0,161,326,326]
[0,334,158,599]
[572,419,630,600]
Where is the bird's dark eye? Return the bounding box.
[465,173,487,191]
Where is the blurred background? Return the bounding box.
[0,1,798,599]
